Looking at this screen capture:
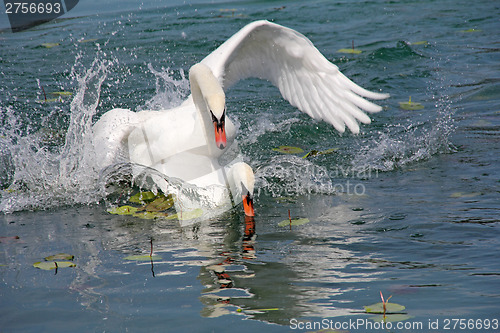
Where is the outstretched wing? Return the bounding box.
[201,20,389,134]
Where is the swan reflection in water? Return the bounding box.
[1,190,383,327]
[61,190,380,324]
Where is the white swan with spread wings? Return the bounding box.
[92,20,389,217]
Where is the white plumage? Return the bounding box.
[202,20,389,134]
[92,20,388,217]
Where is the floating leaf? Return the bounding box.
[450,192,482,198]
[50,91,72,96]
[133,211,164,219]
[303,150,319,158]
[143,195,174,212]
[411,41,429,45]
[364,302,406,314]
[278,218,310,227]
[129,191,157,204]
[272,145,304,154]
[337,48,362,54]
[33,261,76,270]
[166,208,203,221]
[45,253,74,261]
[399,102,424,110]
[460,28,481,33]
[124,254,162,261]
[41,43,59,48]
[370,314,413,322]
[108,205,139,215]
[399,96,424,110]
[303,148,339,159]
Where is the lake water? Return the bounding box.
[1,0,499,332]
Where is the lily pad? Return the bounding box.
[450,192,482,198]
[124,254,162,261]
[411,41,429,46]
[50,91,72,96]
[33,261,76,270]
[337,48,362,54]
[166,208,203,221]
[278,218,310,227]
[364,302,406,314]
[272,146,304,154]
[108,205,139,215]
[399,97,424,110]
[143,195,174,212]
[41,43,59,48]
[303,148,339,159]
[460,28,481,33]
[45,253,74,261]
[129,191,157,204]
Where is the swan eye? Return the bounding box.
[210,110,225,124]
[210,111,218,123]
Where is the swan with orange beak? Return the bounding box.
[93,20,389,219]
[189,64,254,216]
[227,162,255,217]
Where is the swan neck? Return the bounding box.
[189,63,224,115]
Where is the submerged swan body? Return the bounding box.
[92,20,388,217]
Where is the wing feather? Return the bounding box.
[314,81,347,132]
[201,20,388,134]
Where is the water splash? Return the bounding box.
[255,155,335,198]
[0,57,111,213]
[351,98,456,173]
[350,38,458,173]
[138,64,190,111]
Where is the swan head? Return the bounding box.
[229,162,255,217]
[207,95,227,150]
[189,63,227,150]
[241,182,255,217]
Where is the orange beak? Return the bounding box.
[242,192,255,217]
[211,110,227,150]
[213,122,226,150]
